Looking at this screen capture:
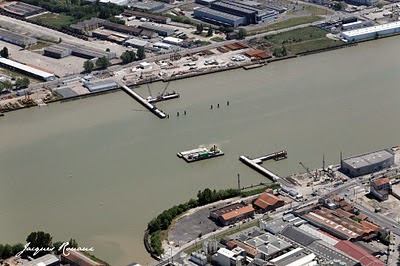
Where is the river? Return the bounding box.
[1,36,400,265]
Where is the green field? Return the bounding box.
[211,36,225,42]
[304,5,333,15]
[31,13,76,28]
[265,26,343,54]
[249,16,322,35]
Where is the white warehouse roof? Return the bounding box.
[163,36,183,44]
[342,21,400,38]
[0,57,55,80]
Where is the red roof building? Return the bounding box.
[254,192,284,212]
[334,240,384,266]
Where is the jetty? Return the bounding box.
[121,85,167,119]
[239,151,287,182]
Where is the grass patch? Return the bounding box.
[211,36,225,42]
[0,68,40,83]
[31,13,76,28]
[249,16,322,35]
[265,26,343,54]
[304,5,332,15]
[185,244,202,254]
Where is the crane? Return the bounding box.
[160,81,170,97]
[147,82,152,98]
[300,162,318,196]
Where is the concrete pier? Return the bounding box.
[239,155,281,182]
[121,85,167,119]
[253,150,287,164]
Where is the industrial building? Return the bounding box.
[370,177,391,201]
[334,241,384,266]
[129,1,165,12]
[341,21,400,41]
[253,191,284,212]
[213,248,246,266]
[341,149,394,177]
[102,21,142,36]
[195,0,218,6]
[0,1,45,17]
[70,18,107,34]
[162,36,183,46]
[125,38,149,49]
[269,247,317,266]
[99,0,129,5]
[210,203,254,226]
[0,57,55,81]
[138,24,174,36]
[92,29,129,43]
[123,9,171,24]
[211,0,278,24]
[342,21,363,30]
[24,254,60,266]
[194,7,245,27]
[44,43,117,60]
[83,80,119,92]
[61,250,104,266]
[244,232,292,260]
[344,0,377,6]
[0,28,37,47]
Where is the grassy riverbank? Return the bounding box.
[265,26,343,54]
[248,16,322,35]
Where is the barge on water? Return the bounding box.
[177,145,224,163]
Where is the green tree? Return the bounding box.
[83,60,95,72]
[2,80,13,91]
[0,47,9,58]
[196,23,204,34]
[26,231,53,258]
[95,56,111,69]
[2,244,12,259]
[11,243,24,256]
[137,47,145,60]
[15,77,30,90]
[120,50,136,64]
[376,1,384,8]
[69,239,78,248]
[238,28,247,39]
[207,27,213,37]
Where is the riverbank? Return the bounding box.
[144,185,280,260]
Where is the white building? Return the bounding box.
[342,21,363,30]
[213,248,244,266]
[162,36,183,46]
[341,21,400,41]
[139,62,152,69]
[153,42,171,49]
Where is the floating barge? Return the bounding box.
[147,91,180,104]
[178,145,224,163]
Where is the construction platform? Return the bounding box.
[178,145,224,163]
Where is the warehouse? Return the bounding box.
[210,203,254,226]
[341,21,400,41]
[99,0,129,5]
[70,18,107,34]
[44,43,117,60]
[194,7,245,27]
[129,1,165,12]
[0,28,37,47]
[162,36,183,46]
[341,149,394,177]
[139,24,174,36]
[83,80,119,92]
[210,0,278,24]
[102,21,142,36]
[0,1,45,17]
[44,46,72,58]
[195,0,217,6]
[0,57,55,81]
[123,9,171,24]
[125,38,149,49]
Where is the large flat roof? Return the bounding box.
[342,149,393,169]
[196,7,243,20]
[0,57,54,79]
[342,21,400,37]
[0,28,36,44]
